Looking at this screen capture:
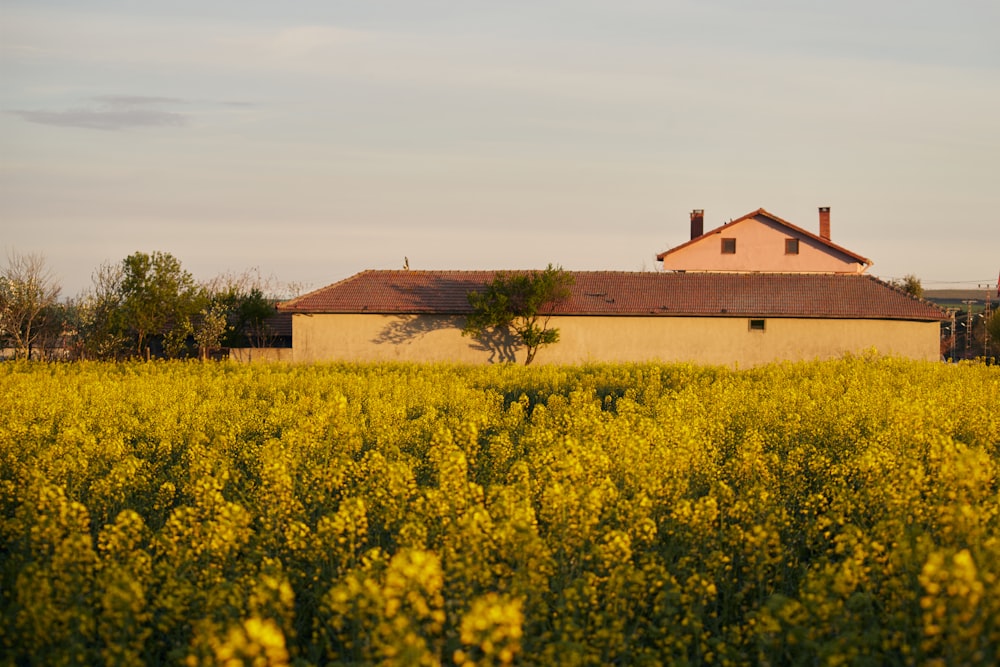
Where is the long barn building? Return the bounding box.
[277,271,946,366]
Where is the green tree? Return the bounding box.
[163,316,194,359]
[0,250,62,359]
[214,286,278,349]
[117,251,203,358]
[891,274,924,299]
[463,264,574,365]
[204,270,280,348]
[194,303,229,360]
[235,287,278,348]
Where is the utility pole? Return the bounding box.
[983,284,993,359]
[962,299,976,359]
[948,308,957,361]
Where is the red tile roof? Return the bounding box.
[279,270,946,321]
[656,208,872,266]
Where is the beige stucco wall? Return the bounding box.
[660,215,867,273]
[290,313,941,366]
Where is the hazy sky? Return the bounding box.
[2,0,998,297]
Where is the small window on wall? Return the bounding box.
[748,319,766,332]
[721,238,736,254]
[785,238,800,255]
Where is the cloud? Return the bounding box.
[10,96,187,130]
[92,94,186,107]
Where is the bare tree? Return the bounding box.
[75,261,129,360]
[203,267,278,298]
[280,280,311,300]
[0,251,62,359]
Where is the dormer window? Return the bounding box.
[721,238,736,254]
[785,238,799,255]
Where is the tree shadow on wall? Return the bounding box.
[367,274,525,364]
[372,314,455,346]
[467,327,519,364]
[372,315,520,364]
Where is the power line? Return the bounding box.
[874,276,995,288]
[915,279,995,285]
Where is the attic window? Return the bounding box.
[785,238,800,255]
[721,238,736,254]
[748,319,766,332]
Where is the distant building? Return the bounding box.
[657,208,871,274]
[275,206,946,365]
[277,270,945,366]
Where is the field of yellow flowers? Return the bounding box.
[1,357,998,666]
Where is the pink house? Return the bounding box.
[657,208,871,274]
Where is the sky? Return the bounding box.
[2,0,999,298]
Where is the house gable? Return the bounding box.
[657,208,872,274]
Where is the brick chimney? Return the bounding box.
[818,207,831,240]
[690,209,704,240]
